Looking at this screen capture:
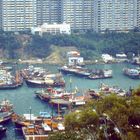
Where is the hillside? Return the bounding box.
[0,31,140,62]
[44,45,78,64]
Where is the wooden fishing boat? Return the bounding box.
[35,87,74,102]
[59,65,91,77]
[12,113,38,128]
[0,70,23,90]
[86,89,100,99]
[0,99,14,123]
[26,73,65,88]
[88,69,112,79]
[0,99,14,113]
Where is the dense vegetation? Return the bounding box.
[0,31,20,59]
[48,86,140,140]
[0,30,140,60]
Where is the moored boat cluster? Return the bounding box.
[0,62,139,139]
[0,99,65,139]
[0,62,139,90]
[0,81,132,139]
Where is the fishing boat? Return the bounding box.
[58,65,78,75]
[21,65,49,79]
[12,113,38,128]
[0,99,14,113]
[99,83,126,96]
[88,69,112,79]
[0,99,14,123]
[25,73,65,88]
[86,89,100,99]
[123,68,140,79]
[0,70,23,90]
[26,78,65,88]
[35,90,51,101]
[35,87,74,102]
[59,65,91,77]
[69,91,92,107]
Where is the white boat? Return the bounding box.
[123,68,140,79]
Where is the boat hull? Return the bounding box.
[123,69,140,79]
[36,94,50,102]
[59,68,76,75]
[88,75,112,80]
[26,80,65,88]
[59,68,90,77]
[0,83,23,90]
[123,73,139,79]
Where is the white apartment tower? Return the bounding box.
[94,0,138,32]
[1,0,37,31]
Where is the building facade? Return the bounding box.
[31,22,71,36]
[61,0,95,31]
[94,0,138,32]
[0,0,139,32]
[137,0,140,28]
[0,1,2,30]
[36,0,61,26]
[1,0,37,31]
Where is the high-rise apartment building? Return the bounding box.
[36,0,61,26]
[137,0,140,27]
[0,0,139,32]
[94,0,138,32]
[61,0,95,31]
[1,0,37,31]
[0,1,2,30]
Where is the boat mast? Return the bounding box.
[69,77,72,92]
[29,106,32,124]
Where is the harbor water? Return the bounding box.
[0,62,140,140]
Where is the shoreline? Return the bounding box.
[1,58,126,65]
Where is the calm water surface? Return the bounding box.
[0,63,140,140]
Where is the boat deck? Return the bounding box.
[22,127,49,140]
[50,99,71,106]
